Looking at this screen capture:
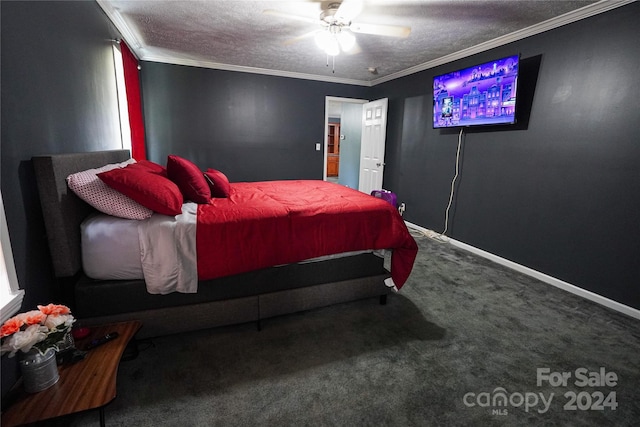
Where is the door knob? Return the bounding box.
[376,162,385,167]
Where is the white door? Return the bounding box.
[358,98,388,194]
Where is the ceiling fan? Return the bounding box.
[264,0,411,58]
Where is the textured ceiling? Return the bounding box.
[99,0,619,86]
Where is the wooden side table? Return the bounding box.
[1,320,142,427]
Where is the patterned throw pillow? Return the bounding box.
[66,159,154,220]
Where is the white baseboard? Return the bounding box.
[404,221,640,321]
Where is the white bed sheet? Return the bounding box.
[81,213,144,280]
[138,202,198,294]
[81,207,381,294]
[81,203,198,294]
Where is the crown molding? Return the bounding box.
[97,0,144,52]
[140,53,372,86]
[370,0,635,86]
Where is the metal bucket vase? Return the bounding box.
[57,332,75,352]
[19,348,59,393]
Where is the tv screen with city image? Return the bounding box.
[433,54,519,128]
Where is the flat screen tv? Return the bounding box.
[433,54,519,128]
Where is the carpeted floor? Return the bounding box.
[60,233,639,426]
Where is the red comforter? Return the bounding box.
[196,180,418,289]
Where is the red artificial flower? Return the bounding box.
[19,310,46,326]
[0,317,24,338]
[37,304,71,316]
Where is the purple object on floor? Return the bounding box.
[371,190,397,208]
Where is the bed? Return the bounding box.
[32,150,417,338]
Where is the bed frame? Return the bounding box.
[32,150,391,338]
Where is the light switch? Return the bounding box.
[315,143,321,151]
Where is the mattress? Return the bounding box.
[81,213,377,281]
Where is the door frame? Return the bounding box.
[323,96,368,181]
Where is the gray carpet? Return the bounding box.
[62,234,639,426]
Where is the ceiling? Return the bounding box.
[98,0,624,86]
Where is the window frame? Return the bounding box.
[1,193,25,323]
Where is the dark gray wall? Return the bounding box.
[140,63,368,181]
[371,2,640,309]
[1,0,123,396]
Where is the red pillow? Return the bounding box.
[98,167,183,216]
[128,159,167,176]
[204,169,231,198]
[166,155,211,203]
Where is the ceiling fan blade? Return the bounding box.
[263,9,318,25]
[283,30,319,46]
[336,0,363,22]
[349,22,411,38]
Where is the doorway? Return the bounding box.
[326,120,340,183]
[323,97,367,188]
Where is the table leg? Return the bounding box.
[100,406,105,427]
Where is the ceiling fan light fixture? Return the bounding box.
[315,30,340,56]
[338,30,356,53]
[325,39,341,57]
[314,30,329,49]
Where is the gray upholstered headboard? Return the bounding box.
[32,150,131,278]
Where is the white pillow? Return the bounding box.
[66,159,154,220]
